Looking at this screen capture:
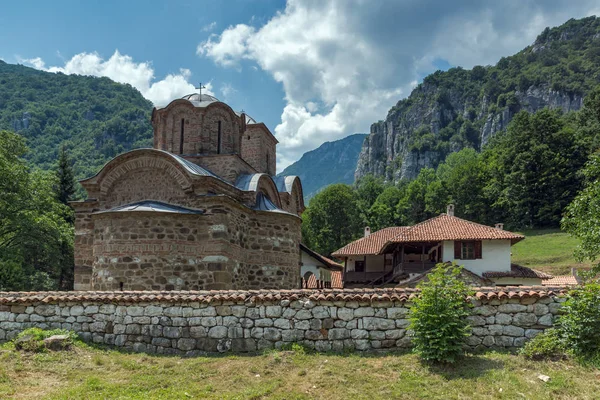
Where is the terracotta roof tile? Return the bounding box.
[542,275,581,286]
[332,227,408,256]
[0,286,568,304]
[387,214,524,245]
[305,271,343,289]
[482,264,553,279]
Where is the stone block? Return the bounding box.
[496,336,514,347]
[311,306,329,319]
[495,313,512,325]
[265,306,282,318]
[164,307,183,317]
[369,331,385,340]
[35,305,57,317]
[263,327,281,341]
[525,329,542,338]
[498,304,526,313]
[70,306,84,316]
[387,307,409,319]
[353,307,374,318]
[127,307,144,317]
[190,326,207,338]
[466,316,485,326]
[99,304,116,314]
[231,338,257,352]
[513,313,537,327]
[295,310,312,320]
[228,327,244,339]
[533,304,549,316]
[482,336,495,347]
[305,330,324,340]
[281,329,304,342]
[208,326,228,339]
[222,316,239,327]
[200,317,217,327]
[178,338,197,351]
[363,317,395,331]
[350,329,369,340]
[163,327,182,339]
[84,306,98,315]
[537,314,553,326]
[215,306,232,316]
[255,318,273,327]
[195,307,217,317]
[503,325,525,337]
[466,335,482,346]
[473,305,496,317]
[337,308,354,321]
[309,319,322,330]
[328,328,350,340]
[488,325,503,336]
[274,318,290,329]
[239,318,254,328]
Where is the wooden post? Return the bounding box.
[343,258,347,285]
[364,255,367,282]
[422,243,425,271]
[400,244,404,272]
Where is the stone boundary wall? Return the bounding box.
[0,287,567,355]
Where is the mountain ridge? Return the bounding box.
[356,16,600,182]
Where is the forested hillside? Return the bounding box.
[278,133,366,201]
[303,87,600,257]
[0,60,153,180]
[357,16,600,182]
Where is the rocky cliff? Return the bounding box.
[278,133,367,201]
[356,17,599,182]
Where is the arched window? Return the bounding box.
[179,118,185,154]
[217,120,222,154]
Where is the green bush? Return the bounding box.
[556,283,600,357]
[409,263,473,363]
[520,328,566,360]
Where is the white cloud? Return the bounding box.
[20,50,210,106]
[202,21,217,32]
[220,82,237,100]
[198,0,599,172]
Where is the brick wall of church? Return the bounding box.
[241,125,276,176]
[184,154,257,184]
[78,195,301,292]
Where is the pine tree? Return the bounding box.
[56,145,76,205]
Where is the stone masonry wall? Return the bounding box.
[0,288,565,355]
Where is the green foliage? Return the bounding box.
[0,61,153,185]
[562,153,600,274]
[14,328,78,352]
[301,184,362,256]
[409,263,473,364]
[0,130,73,291]
[56,145,76,205]
[556,284,600,356]
[520,328,566,360]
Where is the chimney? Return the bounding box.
[495,223,504,230]
[446,204,454,217]
[364,227,371,238]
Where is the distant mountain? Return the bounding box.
[0,60,153,181]
[279,134,367,201]
[356,16,600,182]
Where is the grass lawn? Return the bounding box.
[1,344,599,399]
[511,229,591,276]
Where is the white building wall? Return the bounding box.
[442,240,512,275]
[300,251,332,282]
[344,255,388,272]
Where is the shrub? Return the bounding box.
[409,263,473,363]
[520,328,566,360]
[556,283,600,357]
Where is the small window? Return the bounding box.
[454,240,482,260]
[462,242,475,260]
[354,260,365,272]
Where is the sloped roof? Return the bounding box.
[542,275,581,286]
[482,264,552,279]
[398,266,493,288]
[94,201,204,215]
[386,214,524,246]
[300,243,343,270]
[332,227,409,257]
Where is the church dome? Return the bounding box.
[181,93,220,107]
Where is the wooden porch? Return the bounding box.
[343,242,443,286]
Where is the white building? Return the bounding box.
[332,206,551,287]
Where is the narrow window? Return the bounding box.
[179,118,185,154]
[119,281,124,291]
[217,120,222,154]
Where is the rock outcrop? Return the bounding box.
[356,17,596,182]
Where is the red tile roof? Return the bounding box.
[542,275,581,286]
[332,227,408,257]
[482,264,552,279]
[0,287,567,304]
[305,270,343,289]
[386,214,524,246]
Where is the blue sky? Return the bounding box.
[1,0,599,170]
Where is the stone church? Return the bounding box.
[71,93,305,291]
